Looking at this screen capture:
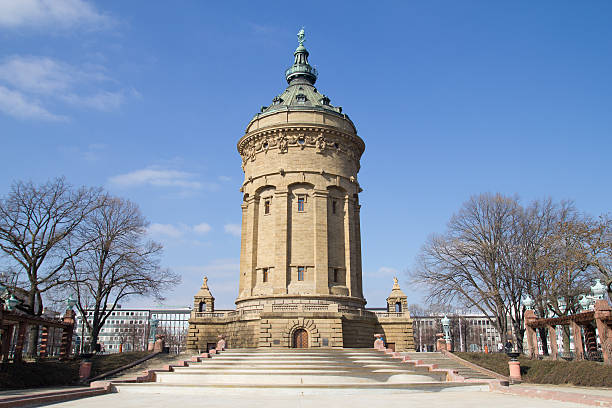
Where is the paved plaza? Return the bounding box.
[46,388,597,408]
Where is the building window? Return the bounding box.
[332,200,337,214]
[264,200,271,215]
[263,268,269,283]
[297,266,305,281]
[333,268,338,283]
[395,302,402,313]
[297,196,305,212]
[199,302,206,312]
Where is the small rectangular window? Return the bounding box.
[297,266,305,281]
[333,268,338,283]
[297,196,305,212]
[264,200,270,215]
[332,200,337,214]
[263,268,269,283]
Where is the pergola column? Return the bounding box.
[59,310,75,360]
[570,321,584,361]
[594,299,612,365]
[13,322,27,363]
[524,310,538,358]
[547,324,558,360]
[1,324,13,362]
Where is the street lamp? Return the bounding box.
[591,279,607,300]
[521,294,535,310]
[441,315,451,344]
[557,297,567,315]
[65,295,77,311]
[5,294,18,311]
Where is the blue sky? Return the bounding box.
[1,1,611,309]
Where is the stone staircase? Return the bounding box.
[110,349,490,395]
[400,352,497,381]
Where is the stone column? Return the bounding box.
[594,299,612,365]
[547,325,558,360]
[524,310,538,359]
[13,322,27,363]
[313,189,329,294]
[571,321,584,361]
[39,326,49,358]
[273,190,289,294]
[59,310,75,360]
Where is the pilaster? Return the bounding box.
[273,190,289,294]
[313,189,329,294]
[344,195,355,296]
[238,202,248,296]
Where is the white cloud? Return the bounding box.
[224,224,241,237]
[0,85,66,121]
[0,56,134,120]
[148,223,184,239]
[108,168,203,190]
[193,223,212,234]
[218,176,231,182]
[367,266,399,277]
[0,0,112,29]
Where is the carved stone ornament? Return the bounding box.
[278,133,288,153]
[239,129,362,163]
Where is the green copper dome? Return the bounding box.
[256,28,344,117]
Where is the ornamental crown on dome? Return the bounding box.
[255,28,344,116]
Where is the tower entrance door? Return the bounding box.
[293,329,308,348]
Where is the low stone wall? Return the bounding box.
[188,310,415,351]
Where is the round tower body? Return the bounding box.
[235,34,366,311]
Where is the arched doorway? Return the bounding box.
[293,329,308,348]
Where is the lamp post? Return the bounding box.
[591,279,607,300]
[5,295,18,311]
[441,315,451,349]
[65,295,77,311]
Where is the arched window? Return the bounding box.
[199,302,207,312]
[395,302,402,313]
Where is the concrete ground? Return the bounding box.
[42,389,597,408]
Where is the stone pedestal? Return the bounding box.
[79,361,92,380]
[508,360,521,381]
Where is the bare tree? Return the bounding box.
[582,214,612,300]
[413,193,521,346]
[0,178,102,355]
[65,197,179,352]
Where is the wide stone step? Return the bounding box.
[154,372,446,385]
[113,382,490,396]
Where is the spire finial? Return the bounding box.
[286,27,317,84]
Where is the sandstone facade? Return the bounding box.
[188,30,414,351]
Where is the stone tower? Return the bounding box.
[236,28,365,311]
[188,30,414,351]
